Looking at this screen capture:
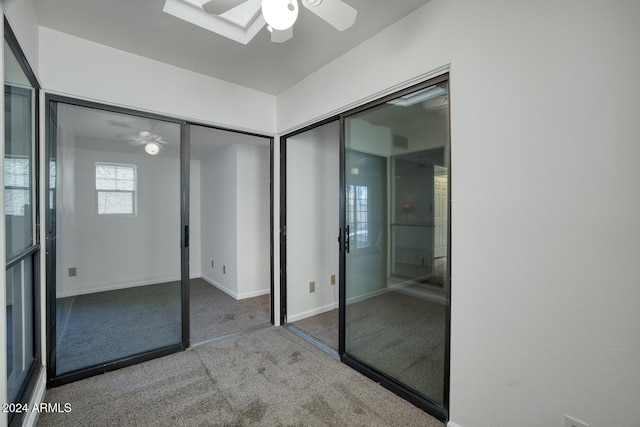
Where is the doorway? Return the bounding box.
[188,124,272,345]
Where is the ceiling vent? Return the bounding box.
[393,134,409,150]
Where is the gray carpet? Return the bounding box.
[55,279,270,375]
[38,327,444,427]
[289,287,446,405]
[346,286,446,404]
[56,282,182,375]
[190,279,270,344]
[290,309,338,351]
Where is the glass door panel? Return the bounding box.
[343,81,450,410]
[50,102,183,375]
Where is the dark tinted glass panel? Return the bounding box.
[344,82,449,407]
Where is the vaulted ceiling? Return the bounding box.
[33,0,431,95]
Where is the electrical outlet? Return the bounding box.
[309,281,315,293]
[211,260,214,268]
[565,415,589,427]
[223,265,226,274]
[68,267,77,277]
[330,275,336,285]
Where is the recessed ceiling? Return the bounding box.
[33,0,431,95]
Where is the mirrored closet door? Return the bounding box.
[47,100,184,380]
[341,77,450,418]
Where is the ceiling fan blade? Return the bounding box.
[202,0,247,15]
[301,0,357,31]
[271,27,293,43]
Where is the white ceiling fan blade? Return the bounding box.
[202,0,247,15]
[271,27,293,43]
[301,0,357,31]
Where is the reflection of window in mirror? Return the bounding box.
[4,157,30,215]
[95,162,137,215]
[347,184,370,249]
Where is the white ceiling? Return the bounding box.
[33,0,431,95]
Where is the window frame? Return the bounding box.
[94,161,138,216]
[3,16,42,427]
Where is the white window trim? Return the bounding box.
[95,162,138,216]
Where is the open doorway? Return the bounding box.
[189,125,271,344]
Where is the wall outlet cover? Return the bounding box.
[68,267,77,277]
[309,281,315,293]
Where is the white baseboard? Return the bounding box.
[447,422,462,427]
[199,274,269,300]
[346,286,390,305]
[287,302,338,323]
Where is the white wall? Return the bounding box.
[278,1,640,426]
[200,145,238,296]
[286,121,339,321]
[235,143,270,299]
[38,27,276,135]
[55,146,182,297]
[2,0,39,74]
[200,143,270,299]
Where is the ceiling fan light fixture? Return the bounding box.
[262,0,299,31]
[145,141,160,155]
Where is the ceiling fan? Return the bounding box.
[124,130,167,155]
[201,0,357,43]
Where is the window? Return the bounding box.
[95,162,137,215]
[4,157,30,216]
[4,23,41,422]
[347,184,369,249]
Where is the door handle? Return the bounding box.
[345,225,350,253]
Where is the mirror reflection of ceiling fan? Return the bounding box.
[125,131,167,155]
[201,0,357,43]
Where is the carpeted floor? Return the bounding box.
[56,282,182,375]
[37,327,444,427]
[55,279,270,375]
[190,278,270,345]
[288,286,446,405]
[290,309,338,351]
[346,286,446,405]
